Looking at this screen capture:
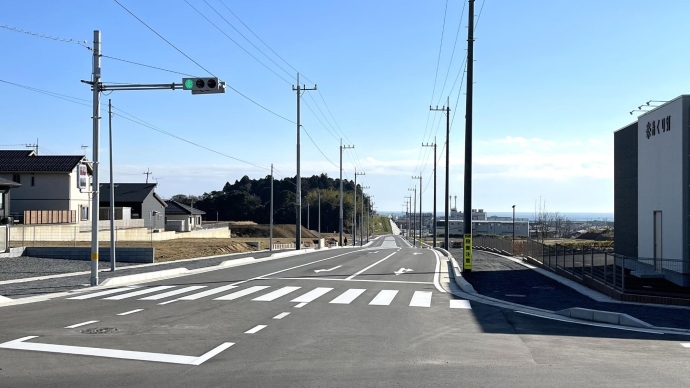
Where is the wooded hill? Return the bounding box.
[170,173,373,234]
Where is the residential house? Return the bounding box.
[100,183,166,229]
[164,200,205,231]
[0,176,21,222]
[0,151,92,221]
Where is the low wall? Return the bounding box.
[9,225,227,242]
[175,228,231,239]
[23,247,155,263]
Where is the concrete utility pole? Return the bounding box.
[318,192,321,242]
[463,0,475,272]
[405,196,411,239]
[108,99,116,271]
[270,164,274,252]
[25,139,39,154]
[408,187,416,247]
[412,175,422,248]
[360,186,369,247]
[422,140,437,247]
[339,141,354,247]
[143,168,152,184]
[354,169,365,245]
[90,30,101,286]
[292,73,317,250]
[307,201,310,231]
[431,99,450,249]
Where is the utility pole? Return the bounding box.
[463,0,475,272]
[360,186,370,246]
[431,97,450,250]
[354,169,365,245]
[143,168,152,184]
[90,30,101,286]
[292,73,317,250]
[307,201,310,231]
[26,139,38,154]
[412,175,422,248]
[422,140,437,247]
[405,196,411,239]
[270,164,274,252]
[108,99,116,271]
[318,191,321,242]
[340,140,354,247]
[408,187,416,247]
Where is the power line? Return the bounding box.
[302,97,340,143]
[113,0,216,77]
[302,126,338,169]
[101,55,199,77]
[1,24,91,50]
[434,0,467,108]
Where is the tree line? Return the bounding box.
[169,173,373,234]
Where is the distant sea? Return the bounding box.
[379,211,614,222]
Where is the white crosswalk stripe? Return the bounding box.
[369,290,399,306]
[214,286,270,301]
[67,286,138,300]
[252,286,301,301]
[177,284,237,300]
[449,300,471,309]
[103,286,175,300]
[139,286,207,301]
[291,287,333,303]
[409,291,432,307]
[330,289,366,304]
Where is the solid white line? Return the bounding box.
[369,290,398,306]
[294,302,307,308]
[345,250,399,280]
[432,249,447,293]
[103,286,175,300]
[681,343,690,348]
[514,311,665,334]
[245,325,267,334]
[139,286,206,300]
[252,286,301,301]
[117,309,144,316]
[214,286,270,301]
[273,312,290,319]
[67,286,138,300]
[178,284,237,300]
[290,287,333,303]
[158,299,178,305]
[0,336,233,365]
[330,289,366,304]
[64,320,99,329]
[409,291,432,307]
[260,277,433,285]
[449,300,472,309]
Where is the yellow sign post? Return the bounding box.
[463,235,472,271]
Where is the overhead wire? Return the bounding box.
[0,24,91,50]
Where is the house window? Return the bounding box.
[81,206,89,221]
[12,174,20,184]
[31,176,35,187]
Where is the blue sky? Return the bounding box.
[1,0,688,214]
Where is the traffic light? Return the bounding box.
[182,78,225,94]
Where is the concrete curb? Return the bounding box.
[434,247,476,294]
[100,268,188,287]
[556,307,654,328]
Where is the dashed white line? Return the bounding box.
[449,300,471,309]
[64,320,99,329]
[158,299,178,305]
[346,250,399,280]
[682,343,690,348]
[294,303,307,308]
[273,312,290,319]
[245,325,267,334]
[117,309,144,316]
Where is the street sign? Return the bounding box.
[463,235,473,270]
[77,163,88,190]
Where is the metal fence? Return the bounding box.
[475,235,690,299]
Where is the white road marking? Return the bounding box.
[103,286,175,300]
[515,311,665,334]
[409,291,432,307]
[290,287,333,303]
[178,284,237,300]
[67,286,138,300]
[449,300,472,309]
[273,312,290,319]
[394,268,414,276]
[369,290,398,305]
[294,303,307,308]
[139,286,206,300]
[346,250,399,280]
[245,325,267,334]
[505,294,526,297]
[158,299,178,305]
[117,309,144,316]
[0,336,233,365]
[330,289,366,304]
[432,249,446,293]
[252,286,301,301]
[261,277,433,285]
[412,252,423,255]
[314,266,342,273]
[681,343,690,348]
[64,320,99,329]
[214,286,270,301]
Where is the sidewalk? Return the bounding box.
[450,249,690,330]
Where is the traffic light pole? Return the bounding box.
[292,73,317,250]
[339,140,354,247]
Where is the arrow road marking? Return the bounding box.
[394,268,414,276]
[0,336,233,366]
[314,265,342,273]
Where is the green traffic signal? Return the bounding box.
[183,78,194,90]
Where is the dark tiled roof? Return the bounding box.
[100,183,167,207]
[0,176,21,187]
[165,200,205,215]
[0,155,85,172]
[0,150,36,158]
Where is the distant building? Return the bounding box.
[164,200,205,231]
[100,183,166,229]
[436,219,529,237]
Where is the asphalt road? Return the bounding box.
[1,235,689,387]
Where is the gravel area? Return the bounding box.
[451,249,690,330]
[0,250,279,298]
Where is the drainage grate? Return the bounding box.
[81,327,119,334]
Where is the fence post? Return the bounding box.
[621,257,625,292]
[582,246,585,278]
[613,254,617,291]
[572,247,575,275]
[590,247,594,277]
[604,252,608,286]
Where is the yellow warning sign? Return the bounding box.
[463,235,472,270]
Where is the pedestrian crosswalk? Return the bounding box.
[67,284,472,309]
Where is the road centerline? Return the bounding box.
[345,249,400,280]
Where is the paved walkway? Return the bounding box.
[450,249,690,330]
